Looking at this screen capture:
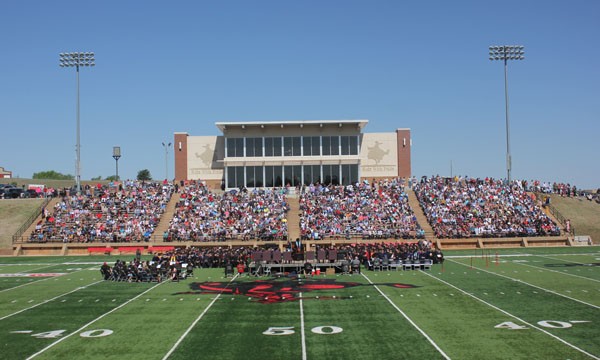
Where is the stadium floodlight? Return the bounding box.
[113,146,121,182]
[489,45,524,183]
[59,51,95,194]
[162,142,172,180]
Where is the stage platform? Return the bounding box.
[249,261,346,275]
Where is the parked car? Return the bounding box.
[4,188,24,198]
[23,189,41,198]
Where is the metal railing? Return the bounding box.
[546,203,574,235]
[535,192,574,236]
[12,197,51,243]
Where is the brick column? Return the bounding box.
[396,129,411,179]
[174,132,188,181]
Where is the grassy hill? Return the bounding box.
[0,199,44,248]
[547,194,600,244]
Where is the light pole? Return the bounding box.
[112,146,121,181]
[162,142,172,180]
[489,45,524,183]
[60,52,95,193]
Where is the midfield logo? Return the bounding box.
[176,278,418,304]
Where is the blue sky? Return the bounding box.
[1,1,598,189]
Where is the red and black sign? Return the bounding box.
[176,278,418,304]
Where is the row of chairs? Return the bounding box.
[371,258,432,271]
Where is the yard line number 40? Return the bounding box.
[495,320,590,330]
[11,329,113,339]
[11,326,343,339]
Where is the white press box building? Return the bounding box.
[173,120,411,189]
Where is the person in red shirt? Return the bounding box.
[237,262,245,276]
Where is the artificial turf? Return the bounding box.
[0,247,598,359]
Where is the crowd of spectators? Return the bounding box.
[29,180,173,243]
[165,181,289,242]
[413,176,561,238]
[299,179,424,240]
[522,180,579,197]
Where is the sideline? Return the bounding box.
[448,259,600,310]
[162,274,239,360]
[513,260,600,284]
[0,266,91,294]
[361,273,450,360]
[299,292,307,360]
[423,271,599,360]
[0,280,104,321]
[0,276,54,294]
[536,255,595,266]
[26,281,164,360]
[445,252,600,259]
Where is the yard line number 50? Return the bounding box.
[263,326,343,335]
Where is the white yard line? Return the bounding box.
[162,274,239,360]
[445,254,533,259]
[26,281,164,360]
[299,292,307,360]
[514,261,600,284]
[536,255,593,266]
[0,266,91,294]
[448,259,600,310]
[0,263,56,266]
[24,264,63,272]
[444,252,600,260]
[0,280,104,321]
[0,276,54,294]
[423,271,600,360]
[361,273,450,360]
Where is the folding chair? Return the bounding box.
[381,257,390,271]
[421,259,433,271]
[317,250,326,263]
[373,258,381,271]
[351,260,361,274]
[341,261,350,275]
[328,249,338,263]
[263,250,273,264]
[272,250,282,264]
[263,265,272,276]
[224,263,234,278]
[305,251,315,262]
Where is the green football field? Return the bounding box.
[1,246,599,360]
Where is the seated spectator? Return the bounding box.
[413,176,561,239]
[166,181,289,242]
[299,179,423,241]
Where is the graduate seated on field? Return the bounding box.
[303,261,313,277]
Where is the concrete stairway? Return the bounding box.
[406,189,435,240]
[152,192,180,241]
[286,196,301,241]
[20,197,62,241]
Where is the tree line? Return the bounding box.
[33,169,153,181]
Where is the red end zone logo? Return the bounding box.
[176,278,418,304]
